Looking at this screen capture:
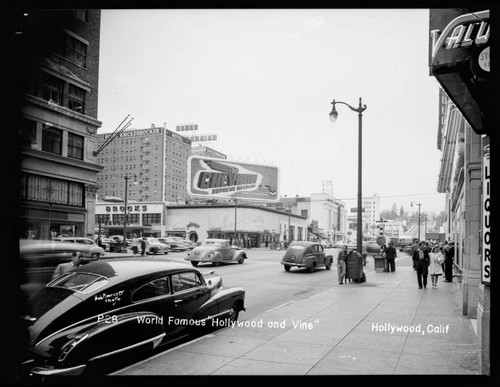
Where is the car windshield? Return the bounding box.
[48,272,109,293]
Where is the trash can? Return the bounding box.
[373,253,386,273]
[345,250,366,283]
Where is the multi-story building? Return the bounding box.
[96,124,192,204]
[362,193,380,227]
[429,9,491,374]
[16,9,103,240]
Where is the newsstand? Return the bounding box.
[373,253,386,273]
[345,250,366,283]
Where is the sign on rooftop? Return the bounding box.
[187,156,280,202]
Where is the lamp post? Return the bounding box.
[121,174,137,252]
[411,201,422,242]
[329,97,367,255]
[234,198,238,246]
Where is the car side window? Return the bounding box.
[132,277,170,302]
[171,272,202,293]
[318,245,324,253]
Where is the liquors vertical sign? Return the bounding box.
[482,143,490,285]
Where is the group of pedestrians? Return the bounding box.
[411,240,455,289]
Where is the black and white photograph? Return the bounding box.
[8,3,496,385]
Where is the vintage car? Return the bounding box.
[280,241,333,273]
[19,239,101,301]
[52,237,105,259]
[17,258,246,377]
[162,237,191,251]
[185,239,247,267]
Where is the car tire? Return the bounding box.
[92,253,100,260]
[212,261,220,267]
[152,248,158,255]
[227,305,239,322]
[308,263,315,273]
[238,257,244,264]
[325,261,332,270]
[191,261,199,267]
[284,264,291,272]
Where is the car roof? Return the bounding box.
[71,258,196,285]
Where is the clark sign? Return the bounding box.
[187,156,280,202]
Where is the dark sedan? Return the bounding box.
[17,258,246,377]
[280,241,333,273]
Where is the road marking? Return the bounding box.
[265,300,297,313]
[109,333,215,375]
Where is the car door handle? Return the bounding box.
[174,299,183,304]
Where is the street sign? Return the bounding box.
[187,156,280,202]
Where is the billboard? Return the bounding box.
[187,156,280,202]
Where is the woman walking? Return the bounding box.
[429,245,445,288]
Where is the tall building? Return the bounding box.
[362,193,381,226]
[96,124,192,203]
[16,9,103,240]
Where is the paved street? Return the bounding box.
[103,248,478,376]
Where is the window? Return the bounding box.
[132,277,170,302]
[74,9,89,22]
[20,119,37,148]
[41,73,64,105]
[142,213,161,225]
[20,173,84,207]
[171,272,202,293]
[68,132,84,160]
[42,126,62,155]
[68,84,86,113]
[65,35,87,67]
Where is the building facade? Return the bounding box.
[96,124,192,204]
[429,8,492,374]
[17,9,103,240]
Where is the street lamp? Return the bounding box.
[121,173,137,252]
[411,201,422,242]
[329,97,367,255]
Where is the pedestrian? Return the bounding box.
[140,236,147,256]
[410,240,419,270]
[265,240,269,249]
[385,241,397,272]
[412,242,430,289]
[429,245,445,288]
[337,245,348,285]
[443,242,455,282]
[52,251,83,280]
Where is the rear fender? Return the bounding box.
[233,250,247,261]
[34,312,165,366]
[196,287,245,320]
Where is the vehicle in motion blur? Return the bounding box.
[17,259,246,377]
[19,239,100,301]
[280,241,333,273]
[163,237,193,251]
[52,237,105,259]
[185,239,247,267]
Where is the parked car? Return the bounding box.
[280,241,333,273]
[17,258,246,377]
[134,237,170,255]
[95,237,119,252]
[19,239,100,301]
[51,237,105,259]
[163,237,191,251]
[185,239,247,267]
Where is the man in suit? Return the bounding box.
[52,252,83,280]
[385,241,398,272]
[412,242,430,289]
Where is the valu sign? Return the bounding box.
[187,156,280,202]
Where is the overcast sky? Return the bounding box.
[97,8,446,215]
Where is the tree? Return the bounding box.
[399,205,404,218]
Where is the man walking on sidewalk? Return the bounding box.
[385,241,397,272]
[412,242,430,289]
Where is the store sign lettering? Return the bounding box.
[430,10,489,61]
[106,205,148,213]
[482,145,490,285]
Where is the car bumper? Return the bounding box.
[280,261,306,268]
[29,363,86,376]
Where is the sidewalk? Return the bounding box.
[113,264,479,376]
